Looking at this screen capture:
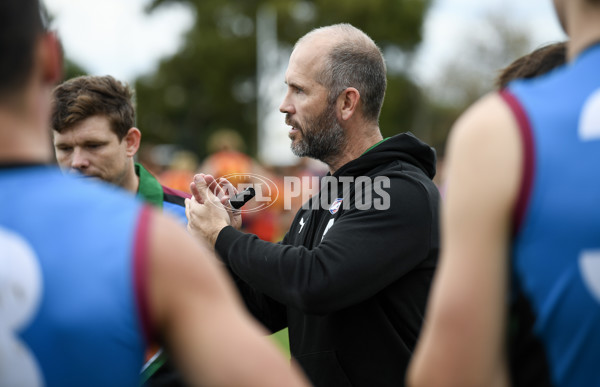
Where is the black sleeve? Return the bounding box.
[215,175,437,315]
[225,265,288,333]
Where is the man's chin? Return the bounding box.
[290,141,309,158]
[288,130,301,141]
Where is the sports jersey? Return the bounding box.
[503,43,600,386]
[0,165,151,387]
[135,163,189,224]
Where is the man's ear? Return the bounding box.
[124,127,141,157]
[338,87,360,121]
[40,32,63,85]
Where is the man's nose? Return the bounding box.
[279,92,295,114]
[71,148,89,170]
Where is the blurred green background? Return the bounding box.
[135,0,435,159]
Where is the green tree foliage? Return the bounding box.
[428,12,532,109]
[135,0,432,160]
[63,58,88,81]
[416,11,534,162]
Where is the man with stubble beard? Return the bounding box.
[186,23,441,386]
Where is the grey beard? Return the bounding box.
[290,105,346,164]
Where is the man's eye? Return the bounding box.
[87,144,102,149]
[57,147,72,152]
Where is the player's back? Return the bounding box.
[503,43,600,386]
[1,165,148,387]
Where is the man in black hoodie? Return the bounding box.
[186,23,440,387]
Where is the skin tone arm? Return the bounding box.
[407,93,522,387]
[146,211,309,387]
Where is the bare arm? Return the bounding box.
[407,93,522,387]
[146,212,309,387]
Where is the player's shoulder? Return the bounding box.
[444,92,523,209]
[457,92,514,134]
[453,93,521,162]
[33,168,140,208]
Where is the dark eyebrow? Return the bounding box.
[83,140,108,146]
[287,81,303,90]
[54,142,71,148]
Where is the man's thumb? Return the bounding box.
[191,173,213,203]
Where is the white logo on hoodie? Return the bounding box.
[298,217,306,233]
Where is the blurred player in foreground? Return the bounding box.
[0,1,309,386]
[408,0,600,386]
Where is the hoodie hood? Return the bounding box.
[334,132,437,179]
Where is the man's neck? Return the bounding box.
[122,161,141,194]
[566,5,600,60]
[0,113,53,164]
[326,128,383,174]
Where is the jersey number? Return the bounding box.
[580,250,600,303]
[0,227,44,386]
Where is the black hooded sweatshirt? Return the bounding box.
[215,132,440,386]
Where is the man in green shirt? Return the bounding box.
[51,75,189,384]
[51,75,189,225]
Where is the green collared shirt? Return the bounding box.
[135,163,163,209]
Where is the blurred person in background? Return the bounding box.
[187,23,440,386]
[408,1,600,386]
[199,128,253,187]
[0,1,311,386]
[198,128,282,241]
[158,149,198,195]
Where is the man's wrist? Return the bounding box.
[209,223,228,246]
[213,225,246,266]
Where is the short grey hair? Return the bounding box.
[297,23,387,122]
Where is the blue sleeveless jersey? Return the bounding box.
[503,44,600,386]
[0,166,151,387]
